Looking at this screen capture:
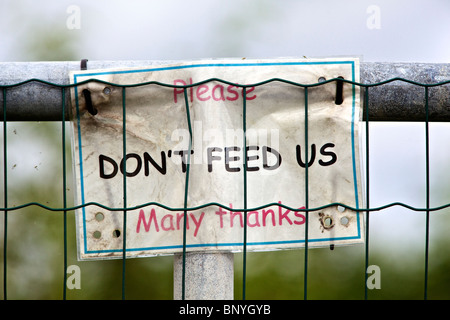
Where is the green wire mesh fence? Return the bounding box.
[1,71,450,300]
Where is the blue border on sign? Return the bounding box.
[73,60,361,256]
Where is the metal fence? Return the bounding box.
[0,61,449,300]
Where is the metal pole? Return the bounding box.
[0,60,448,300]
[0,61,449,121]
[173,252,234,300]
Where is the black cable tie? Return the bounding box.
[335,76,344,105]
[82,89,97,115]
[80,58,88,70]
[80,59,96,115]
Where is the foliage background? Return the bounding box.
[1,0,449,299]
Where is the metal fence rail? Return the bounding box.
[0,61,449,300]
[1,61,449,122]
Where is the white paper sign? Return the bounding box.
[70,58,364,260]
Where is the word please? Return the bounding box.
[173,78,256,103]
[135,202,306,237]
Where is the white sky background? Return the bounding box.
[0,0,449,62]
[0,0,449,252]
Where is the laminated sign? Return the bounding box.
[69,58,364,260]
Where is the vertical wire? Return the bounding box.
[2,88,7,300]
[242,87,248,300]
[424,86,430,300]
[121,87,127,300]
[303,87,309,300]
[364,86,371,300]
[61,87,68,300]
[182,88,193,300]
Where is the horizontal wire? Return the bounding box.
[0,77,449,90]
[1,201,449,213]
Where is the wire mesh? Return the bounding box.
[1,75,450,300]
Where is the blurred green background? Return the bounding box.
[1,0,450,299]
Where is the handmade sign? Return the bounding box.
[69,58,364,260]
